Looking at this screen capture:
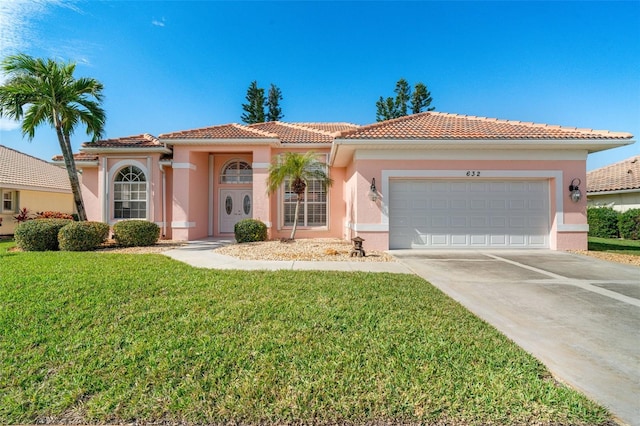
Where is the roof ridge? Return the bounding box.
[232,123,279,138]
[143,133,160,144]
[267,121,336,137]
[337,112,432,137]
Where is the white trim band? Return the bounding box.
[557,224,589,232]
[172,163,197,170]
[172,221,196,228]
[252,162,270,169]
[346,222,389,232]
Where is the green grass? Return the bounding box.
[0,240,611,425]
[588,236,640,255]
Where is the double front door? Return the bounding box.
[220,189,252,234]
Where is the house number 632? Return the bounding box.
[466,171,481,177]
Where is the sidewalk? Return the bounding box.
[163,238,412,274]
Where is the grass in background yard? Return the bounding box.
[588,236,640,255]
[0,243,611,425]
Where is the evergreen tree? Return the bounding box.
[266,83,284,122]
[394,78,411,117]
[411,82,435,114]
[375,78,435,121]
[376,96,397,122]
[241,81,265,124]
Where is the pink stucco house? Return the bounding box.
[59,112,633,251]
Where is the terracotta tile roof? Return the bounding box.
[249,122,343,144]
[338,112,634,140]
[160,124,277,140]
[51,152,98,162]
[0,145,71,192]
[294,122,360,134]
[587,156,640,193]
[81,133,163,148]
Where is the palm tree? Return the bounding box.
[266,151,333,240]
[0,54,105,221]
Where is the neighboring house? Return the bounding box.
[0,144,74,235]
[55,112,634,251]
[587,155,640,212]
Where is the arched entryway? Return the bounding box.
[219,160,252,233]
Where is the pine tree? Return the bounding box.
[376,96,397,121]
[266,83,283,122]
[411,82,434,114]
[394,78,411,117]
[241,81,265,124]
[375,78,435,121]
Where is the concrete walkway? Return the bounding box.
[163,238,413,273]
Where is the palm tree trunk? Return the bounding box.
[290,196,301,240]
[56,127,87,221]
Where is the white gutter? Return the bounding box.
[587,188,640,196]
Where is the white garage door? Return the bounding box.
[389,180,549,249]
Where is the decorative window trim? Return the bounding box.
[108,161,149,220]
[2,190,16,213]
[220,159,252,184]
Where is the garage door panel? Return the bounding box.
[390,179,549,249]
[470,234,488,245]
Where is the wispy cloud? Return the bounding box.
[152,17,166,27]
[0,0,82,58]
[0,0,84,132]
[0,118,21,131]
[0,70,21,130]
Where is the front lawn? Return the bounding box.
[0,240,610,425]
[588,236,640,255]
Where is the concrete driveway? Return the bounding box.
[393,250,640,426]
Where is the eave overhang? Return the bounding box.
[0,182,72,194]
[80,147,173,155]
[161,138,280,146]
[329,138,635,167]
[587,188,640,196]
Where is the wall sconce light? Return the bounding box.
[569,178,582,202]
[368,178,379,202]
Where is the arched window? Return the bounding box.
[220,160,252,184]
[114,165,147,219]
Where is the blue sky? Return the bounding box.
[0,0,638,171]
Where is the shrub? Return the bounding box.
[234,219,268,243]
[14,218,73,251]
[58,221,110,251]
[13,207,32,223]
[587,207,619,238]
[113,220,160,247]
[36,211,75,220]
[618,208,640,240]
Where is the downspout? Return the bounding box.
[159,162,167,238]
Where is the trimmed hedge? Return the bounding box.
[234,219,268,243]
[14,219,73,251]
[587,207,620,238]
[113,220,160,247]
[58,221,110,251]
[618,208,640,240]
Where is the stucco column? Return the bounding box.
[252,147,272,234]
[170,149,193,241]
